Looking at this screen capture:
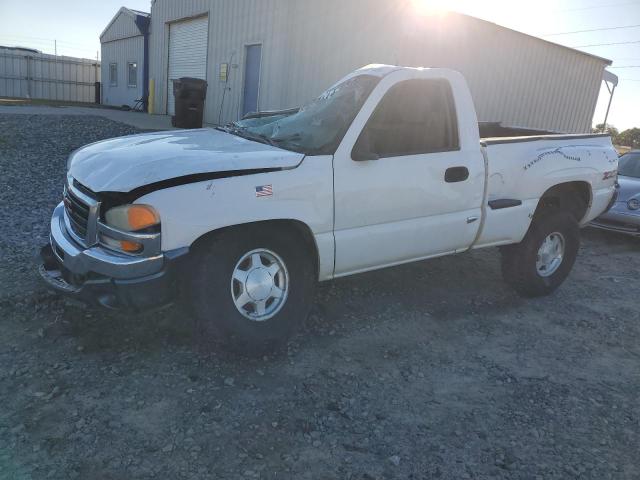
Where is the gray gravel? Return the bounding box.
[1,114,639,480]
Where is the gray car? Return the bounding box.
[592,150,640,236]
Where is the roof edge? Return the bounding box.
[99,6,150,41]
[452,11,613,66]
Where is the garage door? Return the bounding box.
[167,16,209,115]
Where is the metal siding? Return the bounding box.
[100,36,145,107]
[149,0,609,133]
[150,0,291,123]
[0,48,98,102]
[149,0,209,117]
[101,11,142,43]
[167,16,209,115]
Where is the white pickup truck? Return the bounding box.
[40,65,619,350]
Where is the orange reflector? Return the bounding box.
[120,240,142,253]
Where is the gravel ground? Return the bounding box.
[1,114,639,480]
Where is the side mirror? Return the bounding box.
[351,139,379,161]
[352,148,380,162]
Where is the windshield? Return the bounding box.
[618,153,640,178]
[232,75,380,155]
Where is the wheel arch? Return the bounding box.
[534,181,592,222]
[190,219,321,279]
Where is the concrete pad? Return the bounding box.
[0,105,175,131]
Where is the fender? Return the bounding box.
[136,155,336,280]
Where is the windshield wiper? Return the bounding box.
[221,126,281,148]
[215,125,237,135]
[244,131,282,148]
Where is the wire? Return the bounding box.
[543,24,640,37]
[609,65,640,68]
[553,1,640,13]
[0,38,96,52]
[0,34,93,49]
[572,40,640,47]
[218,52,235,126]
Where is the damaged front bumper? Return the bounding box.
[39,203,189,311]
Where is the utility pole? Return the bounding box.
[54,40,57,56]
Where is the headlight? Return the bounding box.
[628,198,640,211]
[106,204,160,231]
[103,204,160,253]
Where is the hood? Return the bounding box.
[68,128,305,193]
[616,176,640,202]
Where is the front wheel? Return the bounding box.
[501,211,580,297]
[186,225,316,353]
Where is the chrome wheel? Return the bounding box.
[231,249,289,321]
[536,232,565,277]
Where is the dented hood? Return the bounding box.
[68,128,305,193]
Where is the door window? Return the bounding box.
[353,79,459,159]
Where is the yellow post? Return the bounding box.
[148,79,155,115]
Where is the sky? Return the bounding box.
[0,0,638,130]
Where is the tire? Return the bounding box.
[501,210,580,298]
[186,225,316,354]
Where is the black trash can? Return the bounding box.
[172,77,208,129]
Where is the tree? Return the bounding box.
[616,128,640,149]
[593,123,619,138]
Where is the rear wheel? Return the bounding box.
[186,225,316,354]
[501,210,580,297]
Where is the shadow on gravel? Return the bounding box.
[48,303,196,355]
[41,247,521,359]
[15,224,639,365]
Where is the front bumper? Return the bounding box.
[39,203,189,311]
[590,203,640,237]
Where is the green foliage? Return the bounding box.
[592,124,640,148]
[616,128,640,149]
[593,124,619,137]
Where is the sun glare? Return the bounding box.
[408,0,536,36]
[410,0,456,16]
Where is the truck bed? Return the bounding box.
[480,132,611,146]
[474,133,617,249]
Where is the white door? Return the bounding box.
[167,16,209,115]
[333,72,485,276]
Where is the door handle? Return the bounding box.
[445,166,470,183]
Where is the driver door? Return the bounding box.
[332,72,485,276]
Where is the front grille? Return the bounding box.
[64,188,90,238]
[63,180,100,244]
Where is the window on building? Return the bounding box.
[127,62,138,87]
[353,79,460,159]
[109,63,117,87]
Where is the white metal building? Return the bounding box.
[148,0,613,133]
[100,7,150,108]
